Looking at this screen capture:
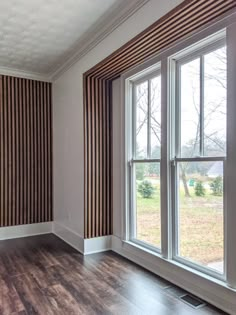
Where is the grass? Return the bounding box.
[136,181,223,266]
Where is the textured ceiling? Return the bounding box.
[0,0,120,76]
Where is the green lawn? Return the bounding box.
[136,182,223,266]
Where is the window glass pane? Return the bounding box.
[180,58,200,157]
[204,46,227,156]
[134,163,161,249]
[135,81,148,158]
[150,75,161,158]
[177,161,224,273]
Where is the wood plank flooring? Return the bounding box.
[0,234,228,315]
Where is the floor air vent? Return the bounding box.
[179,294,206,309]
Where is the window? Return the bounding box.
[173,42,226,275]
[124,26,236,283]
[129,67,162,251]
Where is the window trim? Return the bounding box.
[122,12,236,289]
[170,37,227,280]
[127,63,162,251]
[130,69,161,87]
[174,38,226,67]
[225,22,236,289]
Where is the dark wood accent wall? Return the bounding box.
[83,0,236,238]
[0,75,53,227]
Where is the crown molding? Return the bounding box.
[49,0,150,81]
[0,0,150,82]
[0,66,52,82]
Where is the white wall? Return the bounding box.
[53,0,184,237]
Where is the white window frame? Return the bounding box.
[122,12,236,288]
[170,33,227,280]
[126,63,162,253]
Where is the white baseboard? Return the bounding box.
[53,222,84,254]
[0,222,52,240]
[111,236,236,315]
[84,235,112,255]
[53,222,112,255]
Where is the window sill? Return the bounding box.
[122,240,236,292]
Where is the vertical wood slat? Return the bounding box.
[49,81,53,222]
[83,0,236,238]
[22,78,26,224]
[4,76,8,226]
[83,76,88,238]
[19,78,23,225]
[15,78,19,225]
[95,78,99,237]
[0,75,53,227]
[102,79,106,236]
[43,82,47,222]
[108,80,113,236]
[7,77,12,226]
[11,77,16,226]
[98,79,103,237]
[0,77,2,225]
[36,81,40,223]
[29,79,33,223]
[26,79,30,224]
[91,77,95,238]
[87,77,91,238]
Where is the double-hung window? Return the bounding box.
[172,37,226,276]
[128,65,162,251]
[124,25,233,282]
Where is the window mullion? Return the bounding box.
[225,23,236,288]
[132,84,137,158]
[147,79,151,158]
[172,60,180,260]
[161,58,171,258]
[200,55,205,156]
[175,62,181,158]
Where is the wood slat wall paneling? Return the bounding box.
[95,78,99,237]
[83,0,236,238]
[0,75,53,227]
[47,82,53,224]
[99,1,235,80]
[83,77,88,238]
[87,0,235,80]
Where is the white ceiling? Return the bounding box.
[0,0,147,79]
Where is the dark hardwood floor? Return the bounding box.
[0,234,228,315]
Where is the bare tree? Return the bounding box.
[180,47,226,196]
[135,46,226,197]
